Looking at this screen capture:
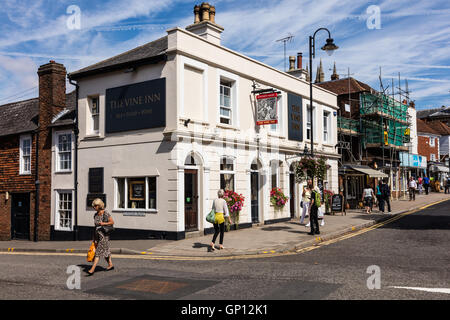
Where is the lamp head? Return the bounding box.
[321,38,339,56]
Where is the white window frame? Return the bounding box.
[270,161,280,190]
[55,190,74,231]
[19,135,32,175]
[429,137,435,147]
[55,131,72,173]
[323,110,331,143]
[114,176,158,212]
[306,104,316,141]
[220,157,236,191]
[270,92,284,135]
[216,69,239,128]
[88,96,100,135]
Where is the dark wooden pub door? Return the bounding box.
[11,193,30,240]
[184,169,198,231]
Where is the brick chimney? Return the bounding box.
[186,3,224,45]
[286,52,308,81]
[36,60,67,241]
[297,52,302,69]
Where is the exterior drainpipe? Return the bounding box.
[34,130,40,242]
[69,77,79,241]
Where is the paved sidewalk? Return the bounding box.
[1,193,449,258]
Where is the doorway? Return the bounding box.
[11,193,30,240]
[184,169,198,231]
[289,172,295,218]
[251,171,259,223]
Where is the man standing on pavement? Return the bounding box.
[423,176,430,195]
[445,176,450,194]
[380,179,391,213]
[308,185,320,235]
[408,177,417,201]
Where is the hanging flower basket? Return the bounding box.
[270,188,289,209]
[294,156,330,183]
[224,190,245,229]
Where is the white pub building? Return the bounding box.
[68,3,339,240]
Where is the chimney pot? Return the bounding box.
[201,2,210,21]
[297,52,302,69]
[210,5,216,23]
[289,56,296,71]
[194,5,200,23]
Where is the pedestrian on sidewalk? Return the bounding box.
[418,177,423,195]
[408,177,417,201]
[210,189,232,251]
[423,176,430,195]
[307,186,321,235]
[300,180,312,224]
[445,176,450,194]
[362,184,375,214]
[376,181,383,211]
[87,199,115,276]
[379,179,391,213]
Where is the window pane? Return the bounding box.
[117,178,125,208]
[58,192,72,230]
[220,174,234,191]
[220,107,231,118]
[148,177,157,209]
[128,178,146,209]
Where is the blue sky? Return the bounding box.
[0,0,449,109]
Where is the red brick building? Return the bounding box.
[0,61,75,241]
[417,118,440,163]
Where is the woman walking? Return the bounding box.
[300,180,312,225]
[210,189,232,251]
[87,198,114,276]
[362,184,375,214]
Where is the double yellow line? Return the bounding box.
[1,199,448,261]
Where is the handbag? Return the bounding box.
[100,225,115,235]
[87,242,96,262]
[206,209,215,224]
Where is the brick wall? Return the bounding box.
[0,134,37,240]
[418,135,439,161]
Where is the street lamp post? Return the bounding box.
[309,28,339,157]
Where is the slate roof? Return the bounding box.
[425,120,450,136]
[416,118,441,136]
[68,36,168,79]
[417,106,450,119]
[315,77,376,95]
[0,91,76,137]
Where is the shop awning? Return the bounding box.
[430,164,449,173]
[348,165,389,178]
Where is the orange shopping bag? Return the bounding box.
[87,242,96,262]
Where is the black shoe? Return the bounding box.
[307,232,315,235]
[106,266,115,271]
[86,271,94,276]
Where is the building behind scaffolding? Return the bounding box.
[317,72,420,208]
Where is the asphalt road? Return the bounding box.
[1,200,449,303]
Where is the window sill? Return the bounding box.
[54,228,73,232]
[113,209,158,214]
[19,172,31,176]
[83,133,103,141]
[216,123,239,131]
[55,170,72,174]
[268,132,286,139]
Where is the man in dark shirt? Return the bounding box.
[308,187,320,235]
[423,176,430,195]
[380,180,391,213]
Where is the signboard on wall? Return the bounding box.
[105,78,166,133]
[287,93,303,142]
[256,92,278,125]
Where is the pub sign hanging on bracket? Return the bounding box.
[256,92,278,125]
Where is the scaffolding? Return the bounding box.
[360,92,410,150]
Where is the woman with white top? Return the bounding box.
[362,184,375,214]
[210,189,232,251]
[300,180,312,224]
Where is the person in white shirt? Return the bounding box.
[210,189,232,251]
[409,177,417,201]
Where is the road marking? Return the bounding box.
[389,286,450,294]
[1,198,448,262]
